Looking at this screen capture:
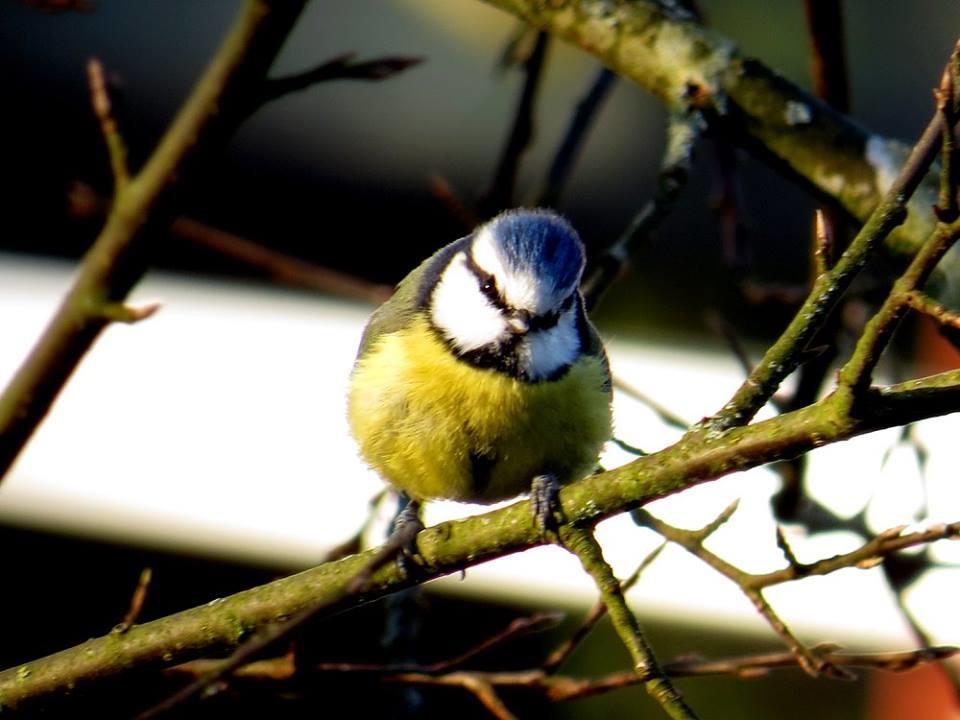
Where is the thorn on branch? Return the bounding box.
[99,301,161,324]
[699,500,741,540]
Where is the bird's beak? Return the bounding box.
[507,311,530,335]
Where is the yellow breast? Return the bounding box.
[348,315,612,503]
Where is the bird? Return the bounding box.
[347,208,612,531]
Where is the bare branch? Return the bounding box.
[537,67,617,207]
[113,568,153,634]
[258,52,423,105]
[0,0,312,480]
[559,526,699,719]
[582,109,702,309]
[86,58,129,188]
[802,0,850,112]
[543,542,665,673]
[613,376,690,431]
[65,182,392,303]
[6,371,960,710]
[478,31,550,217]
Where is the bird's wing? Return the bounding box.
[355,234,471,358]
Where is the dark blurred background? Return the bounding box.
[3,1,960,717]
[3,0,959,341]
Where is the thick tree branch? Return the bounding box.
[478,0,955,285]
[3,376,960,710]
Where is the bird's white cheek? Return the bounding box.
[431,255,507,352]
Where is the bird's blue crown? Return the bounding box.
[485,209,585,292]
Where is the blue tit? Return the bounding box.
[348,208,612,515]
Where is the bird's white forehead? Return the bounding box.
[471,226,556,315]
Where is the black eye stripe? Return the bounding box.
[463,250,575,331]
[464,251,505,308]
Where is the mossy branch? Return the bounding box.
[478,0,955,287]
[2,379,959,711]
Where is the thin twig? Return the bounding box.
[610,437,649,456]
[802,0,850,113]
[559,526,699,719]
[113,568,153,634]
[904,290,960,332]
[86,58,129,189]
[478,31,550,217]
[637,507,960,677]
[582,109,702,309]
[708,100,945,430]
[935,60,959,223]
[537,67,617,206]
[258,52,423,105]
[837,216,960,391]
[298,645,960,704]
[742,588,848,679]
[640,509,960,595]
[65,182,392,303]
[613,376,690,431]
[173,216,393,303]
[0,0,312,481]
[543,542,665,673]
[307,614,562,677]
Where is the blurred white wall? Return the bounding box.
[1,252,958,650]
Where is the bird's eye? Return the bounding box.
[479,274,498,298]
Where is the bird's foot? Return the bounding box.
[390,497,425,578]
[531,473,564,539]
